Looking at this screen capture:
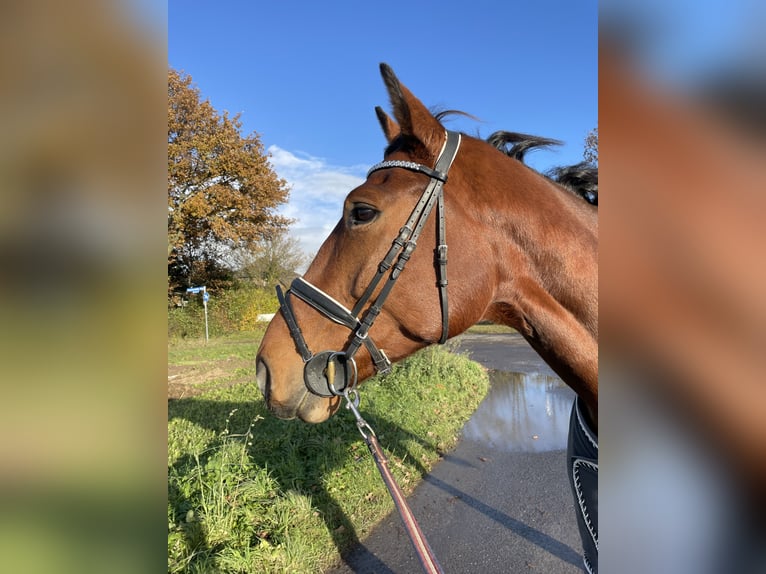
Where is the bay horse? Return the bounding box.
[256,64,598,571]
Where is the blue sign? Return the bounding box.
[186,286,206,294]
[203,291,210,302]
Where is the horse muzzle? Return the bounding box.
[256,356,343,422]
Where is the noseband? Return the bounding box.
[276,130,462,397]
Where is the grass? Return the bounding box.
[168,334,489,573]
[466,322,516,334]
[168,331,263,365]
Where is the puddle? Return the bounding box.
[462,371,575,452]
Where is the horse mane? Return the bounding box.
[428,113,598,206]
[487,130,598,206]
[547,163,598,206]
[486,130,563,162]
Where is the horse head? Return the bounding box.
[256,64,598,424]
[256,65,498,422]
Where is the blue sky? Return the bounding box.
[169,1,597,255]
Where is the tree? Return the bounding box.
[584,126,598,165]
[168,69,291,293]
[236,231,308,287]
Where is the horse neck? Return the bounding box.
[468,156,599,417]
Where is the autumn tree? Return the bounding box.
[584,126,598,165]
[168,69,290,293]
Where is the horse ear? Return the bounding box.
[375,106,400,142]
[379,63,443,151]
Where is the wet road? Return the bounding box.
[328,333,584,573]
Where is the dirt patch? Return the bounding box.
[168,357,253,400]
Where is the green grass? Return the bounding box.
[168,331,264,365]
[168,336,489,573]
[466,322,516,334]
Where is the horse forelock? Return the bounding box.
[383,134,431,163]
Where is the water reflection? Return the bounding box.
[462,371,575,452]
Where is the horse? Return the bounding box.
[256,63,598,571]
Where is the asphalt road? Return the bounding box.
[327,333,585,574]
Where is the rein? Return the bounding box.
[342,385,444,574]
[274,130,462,574]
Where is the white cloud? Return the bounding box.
[267,145,366,257]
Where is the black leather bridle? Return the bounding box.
[275,130,462,398]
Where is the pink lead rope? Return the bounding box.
[343,389,445,574]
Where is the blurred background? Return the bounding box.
[600,1,766,572]
[0,1,166,571]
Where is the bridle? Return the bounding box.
[275,130,462,398]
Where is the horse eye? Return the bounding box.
[351,206,378,225]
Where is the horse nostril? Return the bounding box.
[256,358,270,400]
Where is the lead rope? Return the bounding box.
[341,385,444,574]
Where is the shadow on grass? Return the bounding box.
[168,393,580,572]
[168,394,421,572]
